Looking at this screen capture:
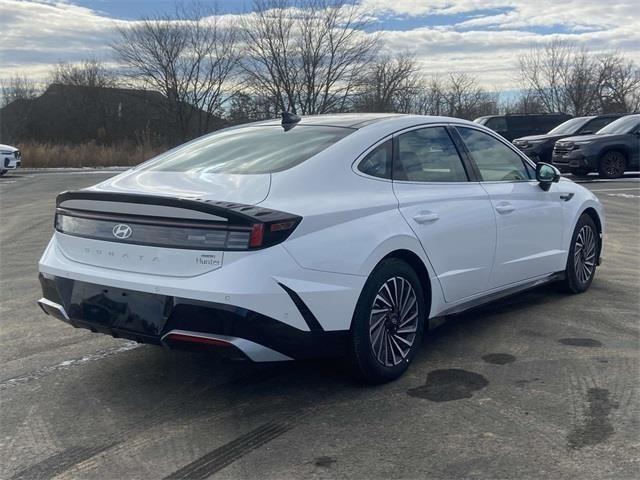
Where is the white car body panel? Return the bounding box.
[393,181,496,302]
[93,171,271,205]
[0,143,21,171]
[38,114,605,362]
[481,180,565,288]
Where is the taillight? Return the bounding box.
[54,202,301,251]
[247,219,301,249]
[249,224,264,248]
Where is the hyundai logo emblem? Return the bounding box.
[112,224,133,240]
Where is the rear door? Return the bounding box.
[392,125,496,303]
[454,126,566,289]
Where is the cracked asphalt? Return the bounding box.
[1,171,638,479]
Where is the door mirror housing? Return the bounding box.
[536,162,561,191]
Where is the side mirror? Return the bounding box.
[580,130,594,135]
[536,162,561,191]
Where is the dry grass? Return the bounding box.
[18,141,167,168]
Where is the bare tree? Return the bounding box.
[240,0,379,115]
[598,54,640,112]
[50,58,118,88]
[398,73,497,120]
[501,90,546,114]
[0,74,39,107]
[112,1,239,141]
[226,91,279,124]
[353,54,421,112]
[517,40,639,116]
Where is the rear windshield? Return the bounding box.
[142,125,354,174]
[597,115,640,135]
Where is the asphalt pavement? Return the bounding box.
[1,171,638,479]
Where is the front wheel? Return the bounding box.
[598,151,626,179]
[561,214,599,294]
[350,258,426,383]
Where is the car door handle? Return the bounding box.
[495,203,515,214]
[560,193,574,201]
[413,212,439,224]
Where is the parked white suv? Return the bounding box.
[0,143,21,175]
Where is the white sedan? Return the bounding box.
[37,113,604,383]
[0,143,21,175]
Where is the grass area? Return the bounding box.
[18,141,167,168]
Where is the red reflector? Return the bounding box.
[270,220,297,232]
[166,333,230,347]
[249,223,264,247]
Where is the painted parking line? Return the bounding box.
[605,193,640,199]
[588,187,640,192]
[0,342,140,391]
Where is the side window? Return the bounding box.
[581,117,614,133]
[394,127,468,182]
[357,140,392,179]
[457,127,531,182]
[485,117,507,133]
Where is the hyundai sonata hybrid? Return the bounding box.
[38,113,604,383]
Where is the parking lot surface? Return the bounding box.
[1,171,639,479]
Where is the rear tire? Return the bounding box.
[560,214,599,294]
[350,258,426,384]
[598,151,626,179]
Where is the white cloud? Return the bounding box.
[1,0,639,91]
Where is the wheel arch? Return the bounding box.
[580,207,603,263]
[599,146,630,163]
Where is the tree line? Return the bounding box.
[2,0,639,145]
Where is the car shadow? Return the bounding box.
[56,282,568,410]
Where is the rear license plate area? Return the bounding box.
[67,282,171,336]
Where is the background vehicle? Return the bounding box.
[513,114,626,163]
[553,114,640,178]
[474,113,572,141]
[0,143,21,176]
[38,114,604,383]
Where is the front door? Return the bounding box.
[455,126,565,289]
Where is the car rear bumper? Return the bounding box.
[38,274,350,361]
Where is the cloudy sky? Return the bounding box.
[1,0,639,90]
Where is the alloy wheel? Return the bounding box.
[574,225,596,284]
[368,276,419,367]
[601,153,625,178]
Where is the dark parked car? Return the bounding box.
[552,114,640,178]
[474,113,572,141]
[512,114,626,163]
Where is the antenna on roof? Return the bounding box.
[281,111,301,131]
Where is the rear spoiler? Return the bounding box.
[56,190,297,224]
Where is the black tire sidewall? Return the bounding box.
[565,214,598,293]
[350,258,426,383]
[598,151,626,179]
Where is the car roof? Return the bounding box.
[252,113,410,129]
